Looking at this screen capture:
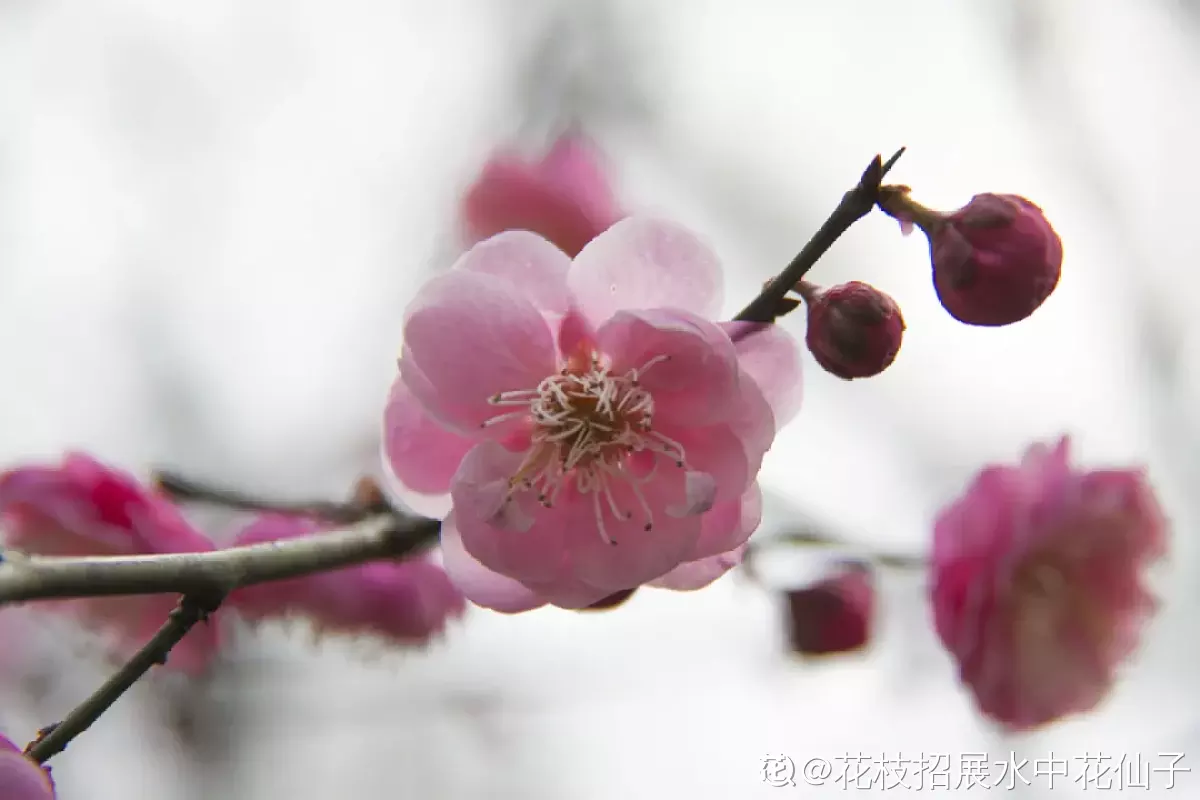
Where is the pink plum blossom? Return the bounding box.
[384,217,802,612]
[460,134,625,257]
[0,454,222,674]
[0,735,55,800]
[931,437,1166,731]
[784,560,874,656]
[228,514,466,644]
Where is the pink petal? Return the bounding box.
[0,743,55,800]
[720,322,804,428]
[382,375,476,500]
[568,218,724,326]
[725,369,777,480]
[651,544,748,591]
[440,513,546,613]
[563,462,704,590]
[665,423,750,508]
[402,269,556,434]
[453,230,573,314]
[597,309,740,427]
[451,441,570,583]
[693,483,764,561]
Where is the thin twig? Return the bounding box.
[0,514,440,604]
[733,147,906,326]
[26,593,223,764]
[153,470,389,524]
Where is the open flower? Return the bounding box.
[384,218,801,612]
[0,735,55,800]
[931,437,1166,730]
[461,134,625,257]
[0,454,221,674]
[228,514,466,644]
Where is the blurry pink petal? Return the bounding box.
[597,309,739,427]
[382,375,475,507]
[402,268,556,434]
[568,218,724,326]
[461,135,623,258]
[784,562,874,656]
[0,454,221,674]
[455,230,573,314]
[0,735,55,800]
[229,515,465,644]
[721,322,803,426]
[538,135,623,225]
[440,514,546,613]
[931,435,1166,731]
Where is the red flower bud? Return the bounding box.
[803,281,904,380]
[883,189,1062,326]
[784,561,874,656]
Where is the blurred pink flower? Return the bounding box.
[461,134,625,257]
[0,454,222,674]
[385,217,802,612]
[228,515,466,644]
[784,561,874,656]
[931,437,1166,731]
[0,734,54,799]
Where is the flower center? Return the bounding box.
[482,351,687,544]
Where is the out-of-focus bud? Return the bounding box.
[801,280,904,380]
[461,133,624,257]
[0,735,55,799]
[784,561,874,656]
[880,188,1062,326]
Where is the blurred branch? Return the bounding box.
[0,513,440,604]
[153,469,390,524]
[732,148,906,326]
[25,594,222,764]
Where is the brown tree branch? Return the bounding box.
[733,147,906,326]
[25,593,224,764]
[0,513,440,604]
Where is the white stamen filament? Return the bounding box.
[481,351,685,544]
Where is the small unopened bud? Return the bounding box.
[784,561,874,657]
[881,189,1062,326]
[802,281,904,380]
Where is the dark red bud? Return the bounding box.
[784,562,873,656]
[804,281,905,380]
[881,188,1063,327]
